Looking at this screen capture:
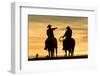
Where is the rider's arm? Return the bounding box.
[62,31,67,38]
[52,27,57,30]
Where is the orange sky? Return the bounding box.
[28,15,88,58]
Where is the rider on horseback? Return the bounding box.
[44,24,57,50]
[62,26,72,50]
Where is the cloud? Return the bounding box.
[28,15,88,24]
[72,27,88,31]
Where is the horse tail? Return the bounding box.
[71,38,75,56]
[53,37,58,57]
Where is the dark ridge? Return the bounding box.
[28,55,88,61]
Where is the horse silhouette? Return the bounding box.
[45,37,57,57]
[59,37,75,56]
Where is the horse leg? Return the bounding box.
[51,50,53,57]
[71,46,75,56]
[68,49,71,56]
[55,48,57,57]
[48,50,50,57]
[71,38,75,56]
[51,49,54,57]
[48,50,52,58]
[71,49,74,56]
[68,50,70,56]
[65,50,67,56]
[50,50,52,57]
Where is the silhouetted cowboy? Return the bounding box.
[44,24,57,50]
[47,24,57,38]
[62,26,72,39]
[62,26,72,50]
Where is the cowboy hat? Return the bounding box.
[47,24,52,28]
